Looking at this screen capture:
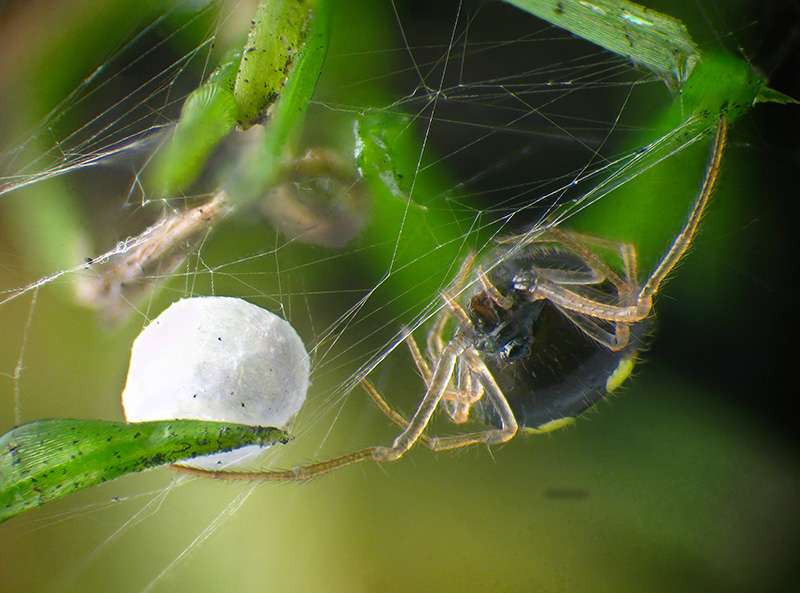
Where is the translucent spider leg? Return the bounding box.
[175,350,515,481]
[371,335,467,461]
[542,229,637,293]
[173,447,379,481]
[642,116,727,299]
[171,380,438,481]
[405,327,483,414]
[361,379,434,449]
[522,116,728,346]
[171,373,453,482]
[406,349,518,451]
[365,362,516,455]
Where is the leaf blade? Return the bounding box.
[0,418,290,524]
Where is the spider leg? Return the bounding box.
[442,291,471,326]
[418,350,518,451]
[448,357,484,422]
[170,372,444,483]
[373,336,467,461]
[559,307,631,351]
[519,117,728,346]
[364,352,517,453]
[170,337,516,482]
[172,352,510,482]
[552,230,639,290]
[401,328,478,424]
[405,328,481,423]
[527,277,648,322]
[362,379,434,449]
[404,325,433,379]
[420,258,474,359]
[172,447,379,481]
[641,116,727,300]
[426,307,450,361]
[428,251,478,352]
[543,227,628,292]
[477,266,513,310]
[620,242,638,288]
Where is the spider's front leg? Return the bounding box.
[369,343,518,461]
[522,275,645,351]
[372,336,466,462]
[404,328,483,423]
[420,350,518,452]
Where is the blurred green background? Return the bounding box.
[1,0,798,592]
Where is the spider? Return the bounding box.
[174,116,727,482]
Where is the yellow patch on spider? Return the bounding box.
[523,417,576,434]
[606,356,636,393]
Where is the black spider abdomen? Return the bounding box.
[482,300,649,431]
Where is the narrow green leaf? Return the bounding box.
[0,419,290,524]
[503,0,700,89]
[226,0,331,203]
[149,82,238,197]
[756,85,800,106]
[234,0,320,130]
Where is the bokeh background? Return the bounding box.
[1,0,798,591]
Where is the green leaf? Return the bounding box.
[234,0,323,130]
[0,419,290,524]
[148,82,238,198]
[503,0,700,89]
[148,0,332,199]
[226,0,331,203]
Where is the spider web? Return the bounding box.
[0,1,798,592]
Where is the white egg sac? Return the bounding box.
[122,297,309,468]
